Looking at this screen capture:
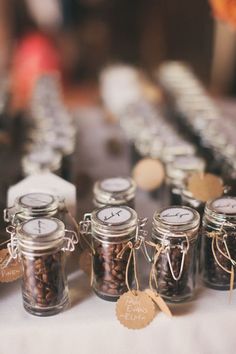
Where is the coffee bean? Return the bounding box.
[93,241,133,299]
[201,230,236,289]
[152,237,195,301]
[22,252,66,308]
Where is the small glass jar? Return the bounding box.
[4,193,63,225]
[151,206,200,302]
[166,155,205,205]
[180,190,205,218]
[22,147,62,176]
[93,177,136,209]
[80,206,143,301]
[201,196,236,290]
[8,217,77,316]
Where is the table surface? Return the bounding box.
[1,105,236,354]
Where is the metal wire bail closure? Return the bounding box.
[62,230,79,252]
[79,213,92,236]
[165,235,190,281]
[3,225,18,267]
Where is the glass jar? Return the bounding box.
[151,206,200,302]
[93,177,136,209]
[4,193,63,225]
[201,196,236,290]
[7,217,77,316]
[80,206,145,301]
[166,155,206,205]
[180,190,205,218]
[22,147,62,176]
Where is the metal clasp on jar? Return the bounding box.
[79,213,92,236]
[62,230,79,252]
[3,206,21,225]
[164,236,190,281]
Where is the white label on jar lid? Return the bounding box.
[22,218,58,236]
[100,178,131,193]
[160,207,194,224]
[97,207,131,224]
[212,197,236,214]
[20,193,54,208]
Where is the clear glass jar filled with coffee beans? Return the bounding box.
[93,177,136,208]
[201,196,236,290]
[7,217,77,316]
[80,206,145,301]
[151,206,200,302]
[166,155,205,205]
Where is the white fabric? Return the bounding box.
[1,106,235,354]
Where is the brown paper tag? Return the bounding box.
[116,290,156,329]
[145,289,172,317]
[79,249,92,276]
[132,158,165,191]
[187,173,224,202]
[0,249,22,282]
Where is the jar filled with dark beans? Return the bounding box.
[93,177,136,209]
[80,206,144,301]
[151,206,200,302]
[201,196,236,290]
[11,217,77,316]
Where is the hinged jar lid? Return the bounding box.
[17,217,65,252]
[4,193,61,223]
[204,196,236,226]
[166,155,205,183]
[22,147,62,175]
[153,205,200,234]
[93,177,136,205]
[16,192,59,218]
[90,206,138,241]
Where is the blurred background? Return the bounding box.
[0,0,216,91]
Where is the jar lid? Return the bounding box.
[91,206,138,241]
[93,177,136,205]
[14,193,59,220]
[205,196,236,225]
[22,148,62,175]
[166,155,205,183]
[17,217,65,251]
[153,205,200,234]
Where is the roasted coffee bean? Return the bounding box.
[22,252,66,307]
[93,241,133,299]
[201,231,236,289]
[153,237,194,300]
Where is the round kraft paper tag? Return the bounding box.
[0,248,22,282]
[116,290,156,329]
[187,173,223,202]
[132,158,165,191]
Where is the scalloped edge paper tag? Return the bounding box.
[116,290,156,329]
[145,289,172,317]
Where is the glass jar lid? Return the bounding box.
[91,206,138,241]
[153,205,200,234]
[93,177,136,205]
[22,147,62,175]
[205,196,236,226]
[17,217,65,252]
[166,155,205,182]
[16,193,59,219]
